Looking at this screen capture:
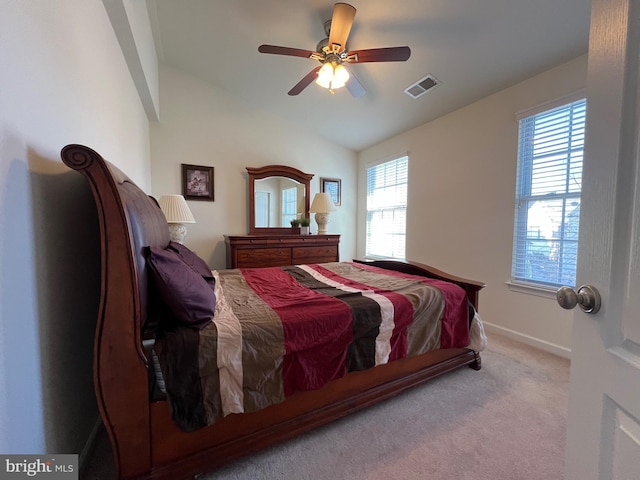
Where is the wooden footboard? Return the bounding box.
[61,144,485,480]
[353,259,485,310]
[147,348,480,480]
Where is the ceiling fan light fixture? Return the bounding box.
[316,63,334,88]
[333,64,349,87]
[315,62,349,91]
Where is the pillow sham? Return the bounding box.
[146,246,215,329]
[166,241,214,280]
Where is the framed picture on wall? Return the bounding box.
[321,177,341,206]
[182,164,214,201]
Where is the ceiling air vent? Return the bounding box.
[404,74,440,99]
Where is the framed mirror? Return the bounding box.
[247,165,313,234]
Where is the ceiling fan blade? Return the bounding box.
[347,46,411,63]
[258,45,316,59]
[288,66,322,96]
[328,3,356,52]
[344,66,366,98]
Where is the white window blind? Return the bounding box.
[366,156,408,259]
[281,187,297,226]
[512,98,586,288]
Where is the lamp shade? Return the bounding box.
[332,64,349,88]
[315,62,350,90]
[309,192,337,213]
[158,195,196,224]
[316,63,334,88]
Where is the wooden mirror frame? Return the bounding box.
[247,165,314,234]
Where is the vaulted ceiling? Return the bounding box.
[149,0,591,152]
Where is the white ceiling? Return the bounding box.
[149,0,591,152]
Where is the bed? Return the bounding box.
[61,144,486,479]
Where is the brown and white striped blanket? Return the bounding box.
[155,262,476,432]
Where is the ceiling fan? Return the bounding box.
[258,2,411,97]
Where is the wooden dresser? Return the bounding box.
[225,234,340,268]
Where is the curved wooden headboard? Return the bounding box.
[61,144,168,478]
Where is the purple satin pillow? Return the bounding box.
[146,246,215,329]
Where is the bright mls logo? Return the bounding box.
[0,455,77,479]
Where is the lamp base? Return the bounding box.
[314,212,330,235]
[168,223,188,244]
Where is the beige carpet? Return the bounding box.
[82,333,569,479]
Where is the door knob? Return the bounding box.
[556,285,601,314]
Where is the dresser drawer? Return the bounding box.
[292,246,338,264]
[225,234,340,268]
[237,248,290,268]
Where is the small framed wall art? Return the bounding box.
[320,177,341,206]
[182,164,214,201]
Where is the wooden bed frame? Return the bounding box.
[61,144,485,480]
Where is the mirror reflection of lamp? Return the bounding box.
[309,192,336,234]
[158,195,196,244]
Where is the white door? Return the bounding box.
[255,191,270,228]
[564,0,640,478]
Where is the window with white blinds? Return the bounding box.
[366,156,408,259]
[281,187,297,227]
[511,98,586,288]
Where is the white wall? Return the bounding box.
[0,0,151,456]
[150,65,357,269]
[358,56,588,355]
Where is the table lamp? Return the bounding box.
[309,192,336,234]
[158,194,196,244]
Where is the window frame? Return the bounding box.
[510,93,586,292]
[365,154,409,260]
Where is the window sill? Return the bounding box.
[506,280,559,299]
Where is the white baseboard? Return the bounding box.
[79,417,103,472]
[483,322,571,360]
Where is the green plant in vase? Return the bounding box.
[299,217,310,235]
